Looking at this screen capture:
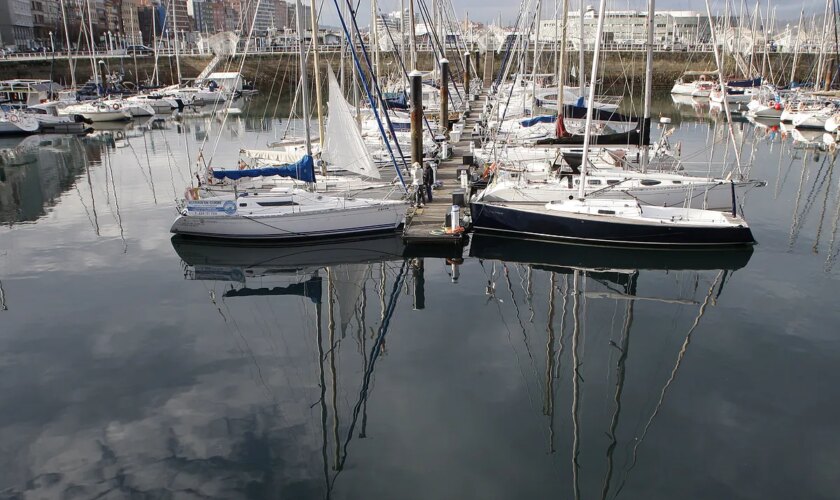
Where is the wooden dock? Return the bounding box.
[402,90,485,249]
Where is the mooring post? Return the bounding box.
[410,70,424,166]
[474,50,481,91]
[440,58,449,137]
[463,52,471,99]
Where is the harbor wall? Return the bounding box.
[0,51,819,94]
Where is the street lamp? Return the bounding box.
[48,31,54,53]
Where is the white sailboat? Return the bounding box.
[471,0,756,247]
[170,0,408,240]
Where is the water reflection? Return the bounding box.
[0,135,88,224]
[470,235,750,499]
[1,96,840,498]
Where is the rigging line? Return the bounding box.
[824,175,840,271]
[613,270,725,499]
[415,0,464,101]
[504,264,543,396]
[334,0,409,188]
[813,157,836,253]
[544,272,557,454]
[215,287,279,405]
[104,147,127,253]
[315,283,332,497]
[570,269,582,500]
[328,269,341,470]
[82,144,100,236]
[157,127,182,199]
[332,260,408,478]
[789,153,830,248]
[600,273,635,500]
[202,0,264,169]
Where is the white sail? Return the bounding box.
[322,69,380,179]
[239,149,303,163]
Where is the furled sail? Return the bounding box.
[321,68,380,179]
[240,148,304,164]
[212,154,316,182]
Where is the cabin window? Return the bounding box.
[239,203,247,207]
[640,179,661,186]
[597,210,616,215]
[672,180,682,184]
[607,179,620,185]
[256,201,298,207]
[588,179,602,186]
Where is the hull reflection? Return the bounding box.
[469,233,753,271]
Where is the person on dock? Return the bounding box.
[411,162,424,207]
[423,162,434,202]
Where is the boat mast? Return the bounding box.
[401,0,407,87]
[790,9,803,86]
[152,5,159,86]
[531,0,542,113]
[640,0,654,172]
[296,0,312,154]
[705,0,743,175]
[59,0,76,89]
[309,0,325,151]
[578,0,585,98]
[556,0,568,118]
[172,0,182,84]
[576,0,608,200]
[409,0,417,69]
[84,0,100,93]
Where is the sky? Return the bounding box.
[315,0,829,28]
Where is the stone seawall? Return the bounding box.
[0,51,816,94]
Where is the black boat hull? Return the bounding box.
[470,202,755,246]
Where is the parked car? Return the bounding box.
[126,45,153,55]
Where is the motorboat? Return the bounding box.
[671,71,717,97]
[59,101,132,122]
[0,110,39,135]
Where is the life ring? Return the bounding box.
[9,114,19,123]
[699,75,707,82]
[112,103,121,110]
[115,130,125,140]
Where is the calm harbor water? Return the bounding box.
[1,95,839,499]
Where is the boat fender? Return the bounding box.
[112,103,121,110]
[775,103,782,110]
[9,114,19,123]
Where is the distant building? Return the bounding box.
[538,9,714,48]
[0,0,35,49]
[120,0,142,44]
[31,0,60,47]
[241,0,274,35]
[164,0,190,34]
[273,0,287,30]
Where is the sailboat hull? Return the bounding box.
[171,202,408,240]
[481,180,764,210]
[470,202,755,246]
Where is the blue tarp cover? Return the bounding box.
[212,154,316,183]
[520,115,557,127]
